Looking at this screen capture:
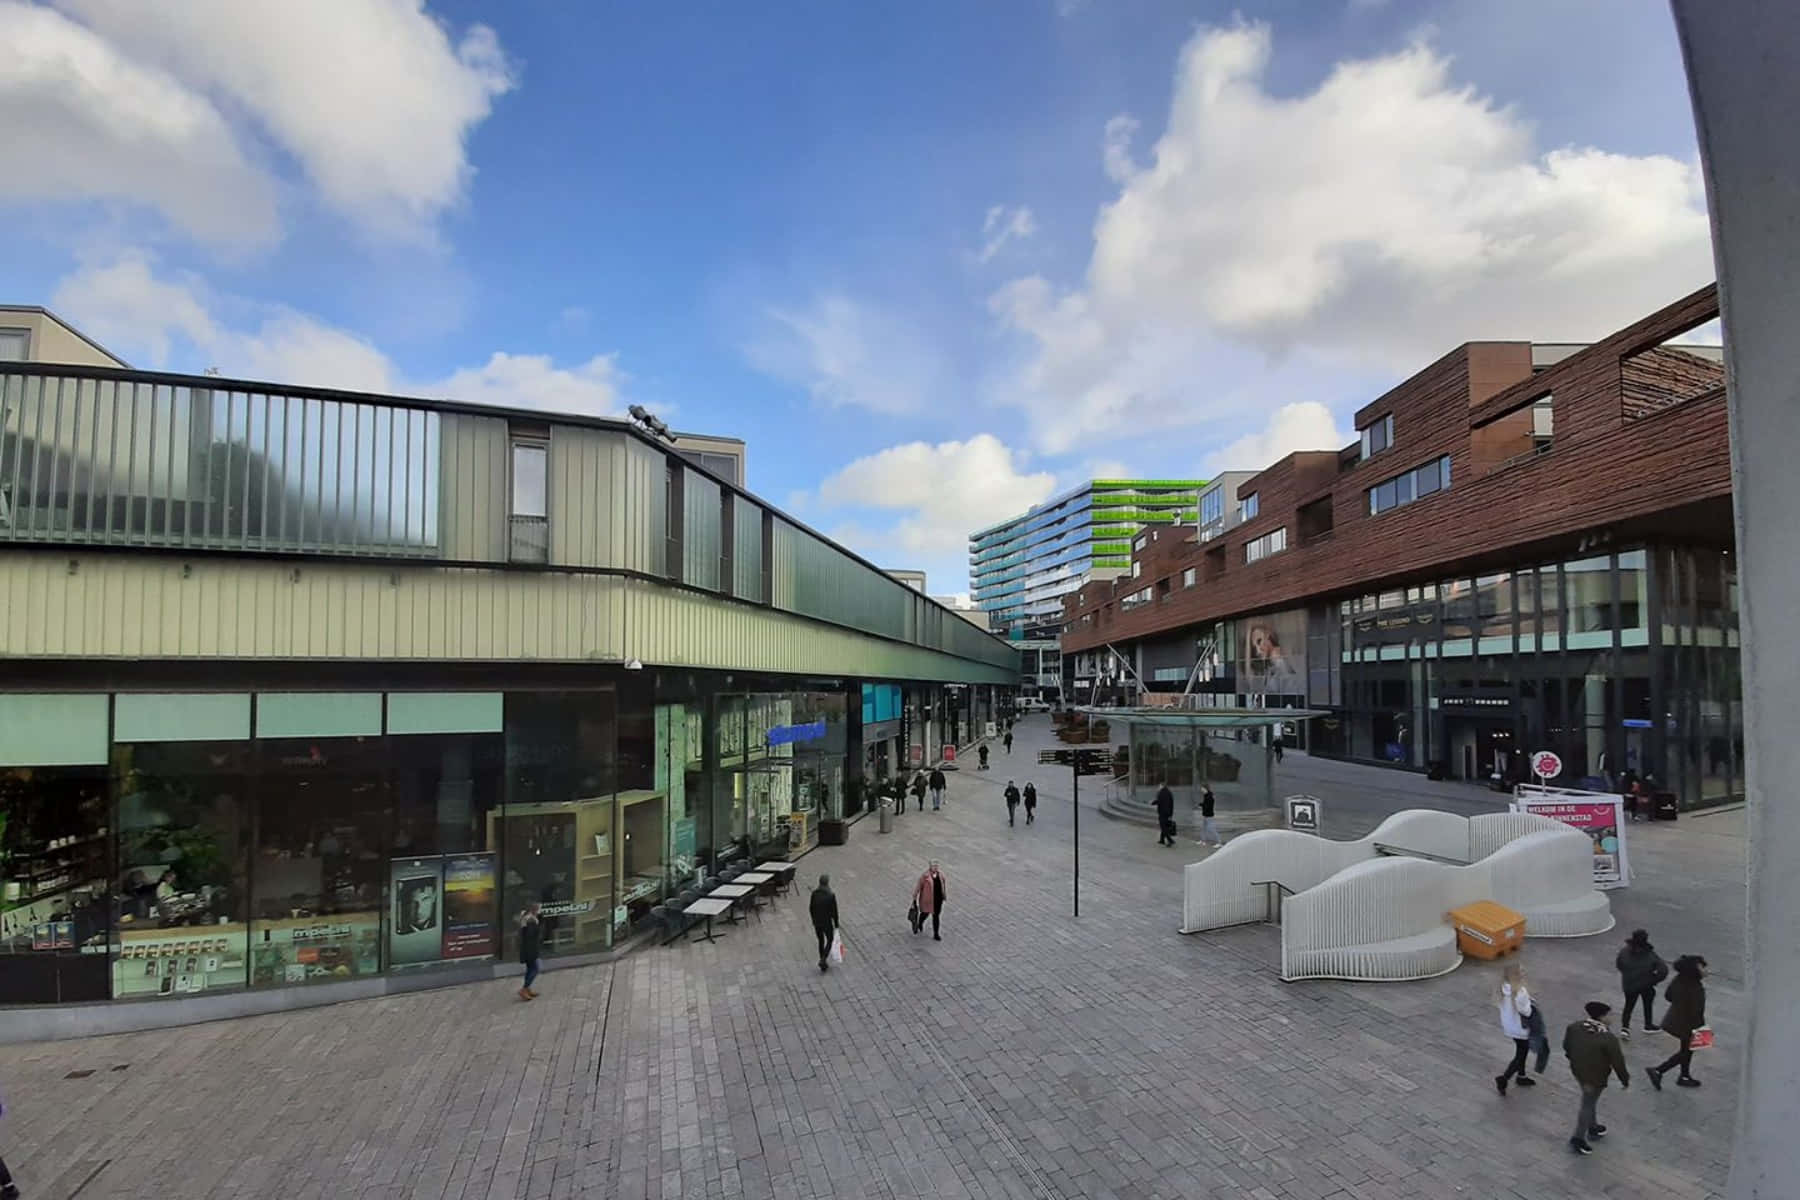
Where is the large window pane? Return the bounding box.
[1618,549,1648,642]
[251,737,387,987]
[113,741,251,999]
[1565,556,1613,645]
[501,691,618,957]
[0,762,112,1004]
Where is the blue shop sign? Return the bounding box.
[768,720,828,747]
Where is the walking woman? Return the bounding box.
[1648,955,1708,1089]
[1615,928,1668,1039]
[913,861,947,941]
[517,901,542,1001]
[1494,963,1538,1094]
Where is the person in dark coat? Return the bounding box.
[810,875,840,973]
[1003,781,1021,826]
[910,771,928,812]
[1022,781,1038,824]
[1003,729,1014,755]
[1197,785,1222,846]
[1563,1000,1630,1155]
[928,766,947,810]
[1615,928,1669,1037]
[978,743,989,770]
[1648,955,1708,1089]
[517,901,542,1002]
[1154,781,1176,846]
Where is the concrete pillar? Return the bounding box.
[1674,3,1800,1193]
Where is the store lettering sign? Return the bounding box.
[537,900,593,917]
[767,720,827,747]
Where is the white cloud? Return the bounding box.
[814,434,1057,560]
[978,205,1038,263]
[52,253,623,416]
[54,0,513,245]
[744,294,948,416]
[1202,402,1348,474]
[0,2,278,249]
[991,22,1715,452]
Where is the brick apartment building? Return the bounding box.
[1062,285,1740,810]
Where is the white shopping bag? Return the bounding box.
[829,931,845,964]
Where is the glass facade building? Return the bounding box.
[0,675,956,1007]
[1282,545,1741,806]
[970,480,1204,689]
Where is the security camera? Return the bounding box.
[624,658,644,671]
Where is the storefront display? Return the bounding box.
[251,913,382,986]
[115,924,247,997]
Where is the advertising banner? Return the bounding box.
[389,857,446,966]
[441,853,497,960]
[1240,609,1307,696]
[1513,785,1629,889]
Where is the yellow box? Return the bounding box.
[1448,901,1525,961]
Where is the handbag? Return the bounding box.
[908,901,921,932]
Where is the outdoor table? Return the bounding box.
[755,862,797,896]
[683,897,733,943]
[710,882,755,922]
[736,870,776,908]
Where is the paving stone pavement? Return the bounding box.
[0,716,1744,1199]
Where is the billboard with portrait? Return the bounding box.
[1239,609,1308,696]
[389,857,446,966]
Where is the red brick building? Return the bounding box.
[1061,285,1739,808]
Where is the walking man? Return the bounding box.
[810,874,840,973]
[1155,780,1176,846]
[913,861,947,940]
[1004,780,1021,826]
[1198,784,1222,846]
[929,765,947,810]
[1023,781,1038,824]
[1004,728,1014,755]
[1563,1000,1630,1155]
[517,901,542,1002]
[978,743,989,771]
[910,771,928,812]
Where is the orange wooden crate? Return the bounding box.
[1448,901,1525,961]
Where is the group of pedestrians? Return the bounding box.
[1154,781,1222,848]
[1491,926,1710,1156]
[1003,779,1038,825]
[807,859,950,970]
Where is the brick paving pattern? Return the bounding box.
[0,717,1743,1198]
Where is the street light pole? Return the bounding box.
[1072,749,1080,918]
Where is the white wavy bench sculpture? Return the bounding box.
[1181,808,1612,948]
[1281,826,1611,981]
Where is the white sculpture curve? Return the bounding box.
[1180,808,1572,935]
[1280,827,1612,982]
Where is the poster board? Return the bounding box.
[1513,784,1629,889]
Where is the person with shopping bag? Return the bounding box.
[811,874,841,973]
[913,861,947,940]
[1648,954,1709,1089]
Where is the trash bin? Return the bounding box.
[1447,900,1525,961]
[878,797,894,833]
[1652,790,1680,821]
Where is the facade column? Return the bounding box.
[1675,4,1800,1193]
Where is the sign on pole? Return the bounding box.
[1285,794,1321,833]
[1529,749,1563,783]
[1514,783,1629,888]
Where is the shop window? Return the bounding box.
[113,740,253,999]
[1618,549,1649,644]
[387,732,503,969]
[501,691,619,958]
[0,761,112,1004]
[250,737,386,987]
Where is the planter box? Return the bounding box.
[818,819,849,845]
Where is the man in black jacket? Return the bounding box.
[1155,781,1177,846]
[810,875,840,973]
[928,766,947,810]
[1563,1000,1630,1155]
[1003,781,1021,826]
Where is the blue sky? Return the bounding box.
[3,0,1714,594]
